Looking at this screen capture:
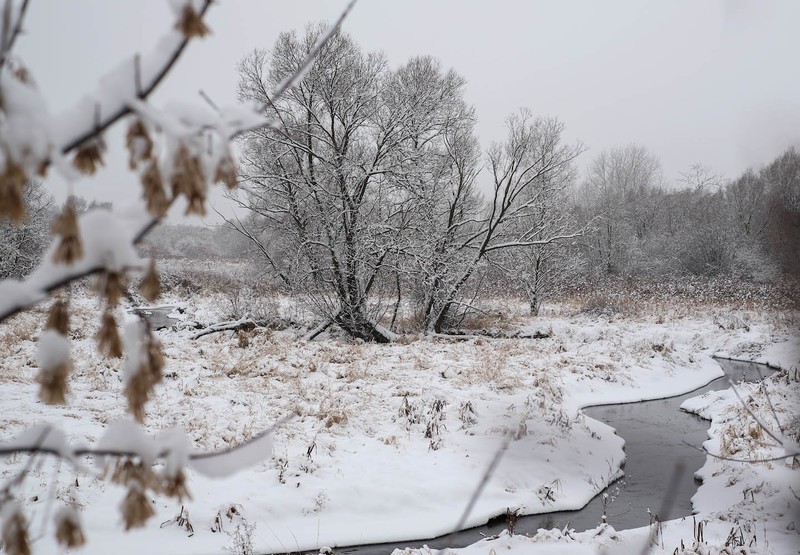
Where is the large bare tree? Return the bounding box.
[231,27,476,341]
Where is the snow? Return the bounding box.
[0,202,154,320]
[189,428,275,478]
[36,329,70,369]
[0,297,797,554]
[122,320,146,384]
[0,70,54,175]
[97,420,160,465]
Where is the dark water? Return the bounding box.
[322,359,772,555]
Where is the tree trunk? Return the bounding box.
[335,310,394,343]
[529,295,540,316]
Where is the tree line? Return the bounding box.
[4,23,796,340]
[222,24,798,340]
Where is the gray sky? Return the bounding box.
[16,0,800,223]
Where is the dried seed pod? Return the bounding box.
[13,65,32,85]
[1,504,31,555]
[110,459,155,488]
[170,146,206,216]
[54,508,85,549]
[160,469,191,502]
[146,336,165,384]
[36,361,70,405]
[124,333,164,422]
[139,259,161,303]
[121,486,155,530]
[124,370,149,423]
[213,154,237,189]
[175,4,210,38]
[126,119,153,170]
[141,160,169,216]
[0,160,27,223]
[97,309,123,358]
[45,300,70,335]
[36,329,71,405]
[96,272,127,307]
[122,323,165,422]
[72,139,106,175]
[51,203,84,264]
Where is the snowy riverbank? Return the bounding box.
[0,298,797,554]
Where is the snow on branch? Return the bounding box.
[0,1,357,324]
[0,204,153,322]
[54,0,214,156]
[0,0,357,547]
[0,416,293,477]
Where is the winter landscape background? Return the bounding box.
[0,1,798,554]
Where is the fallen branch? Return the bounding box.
[434,328,551,340]
[303,319,333,341]
[191,317,301,340]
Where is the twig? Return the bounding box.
[229,0,359,139]
[682,441,796,464]
[752,365,784,434]
[449,432,512,538]
[267,0,356,104]
[0,425,50,504]
[58,0,213,154]
[0,0,30,69]
[198,88,219,113]
[638,463,684,555]
[0,415,294,462]
[726,377,784,446]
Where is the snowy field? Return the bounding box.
[0,295,797,555]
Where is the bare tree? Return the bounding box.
[231,28,476,341]
[579,144,662,275]
[726,169,771,240]
[761,147,800,276]
[422,110,584,332]
[501,165,581,316]
[0,180,53,279]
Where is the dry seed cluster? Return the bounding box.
[0,3,225,550]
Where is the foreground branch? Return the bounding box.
[57,0,213,155]
[0,2,357,325]
[0,415,295,477]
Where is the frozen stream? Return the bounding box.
[323,358,771,555]
[129,305,181,330]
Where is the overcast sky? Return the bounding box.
[16,0,800,223]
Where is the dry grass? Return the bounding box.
[563,274,799,317]
[0,312,41,383]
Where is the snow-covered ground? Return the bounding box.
[0,295,797,554]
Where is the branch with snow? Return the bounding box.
[0,1,356,324]
[0,417,292,477]
[0,0,357,550]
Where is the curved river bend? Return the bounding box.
[324,358,770,555]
